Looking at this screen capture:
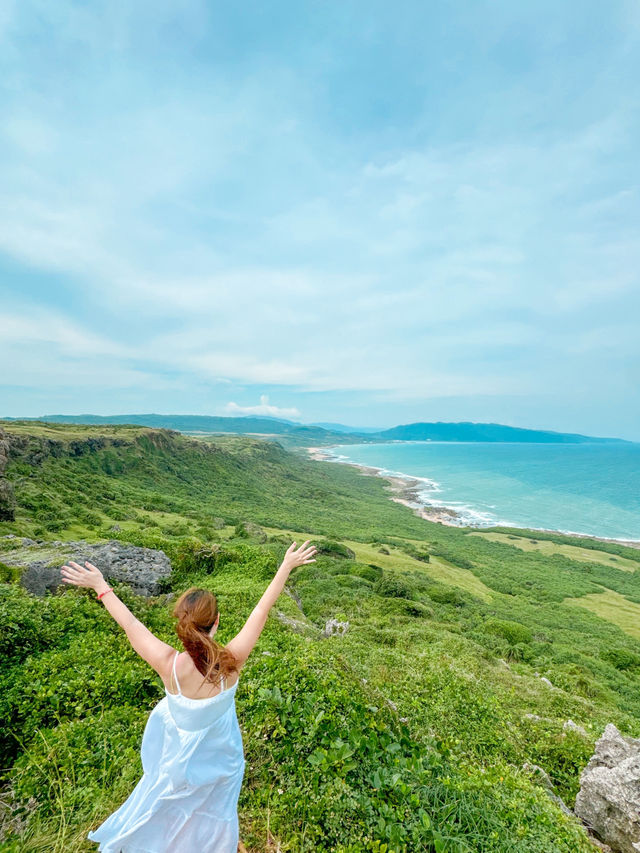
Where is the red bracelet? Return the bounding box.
[97,587,113,600]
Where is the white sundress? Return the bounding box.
[88,651,246,853]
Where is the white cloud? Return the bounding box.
[222,395,301,419]
[0,309,132,358]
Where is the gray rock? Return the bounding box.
[274,610,319,637]
[574,724,640,853]
[564,719,589,737]
[322,617,349,638]
[3,539,172,597]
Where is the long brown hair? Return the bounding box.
[172,587,238,688]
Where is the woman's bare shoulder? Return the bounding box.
[173,649,242,694]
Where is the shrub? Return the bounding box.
[0,585,66,664]
[267,534,292,546]
[315,540,355,560]
[601,647,640,671]
[505,642,535,663]
[234,521,267,542]
[176,541,278,579]
[233,521,249,538]
[353,563,383,583]
[174,540,222,574]
[161,521,191,537]
[334,575,374,593]
[426,585,466,607]
[484,618,533,645]
[0,561,21,584]
[520,719,595,803]
[214,543,278,580]
[429,546,474,570]
[404,600,434,618]
[106,527,175,553]
[373,574,416,600]
[400,542,431,563]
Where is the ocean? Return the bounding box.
[321,441,640,542]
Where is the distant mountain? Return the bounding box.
[3,414,629,445]
[374,421,629,444]
[309,422,385,434]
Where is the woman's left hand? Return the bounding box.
[280,540,317,572]
[61,560,105,590]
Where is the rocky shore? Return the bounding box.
[306,446,464,528]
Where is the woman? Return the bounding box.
[60,539,317,853]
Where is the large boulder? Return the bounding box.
[1,537,172,597]
[574,723,640,853]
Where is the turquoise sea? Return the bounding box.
[323,441,640,542]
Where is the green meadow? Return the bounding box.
[472,531,639,572]
[564,589,640,640]
[1,421,640,852]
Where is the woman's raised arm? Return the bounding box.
[60,560,176,677]
[226,540,317,668]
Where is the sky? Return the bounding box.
[1,1,639,440]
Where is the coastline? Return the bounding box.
[305,445,640,550]
[305,446,472,528]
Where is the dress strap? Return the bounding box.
[172,651,182,695]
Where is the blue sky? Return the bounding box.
[1,1,639,439]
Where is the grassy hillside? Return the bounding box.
[1,421,640,851]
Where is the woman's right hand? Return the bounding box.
[281,540,317,572]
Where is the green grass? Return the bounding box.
[2,421,639,851]
[0,420,151,440]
